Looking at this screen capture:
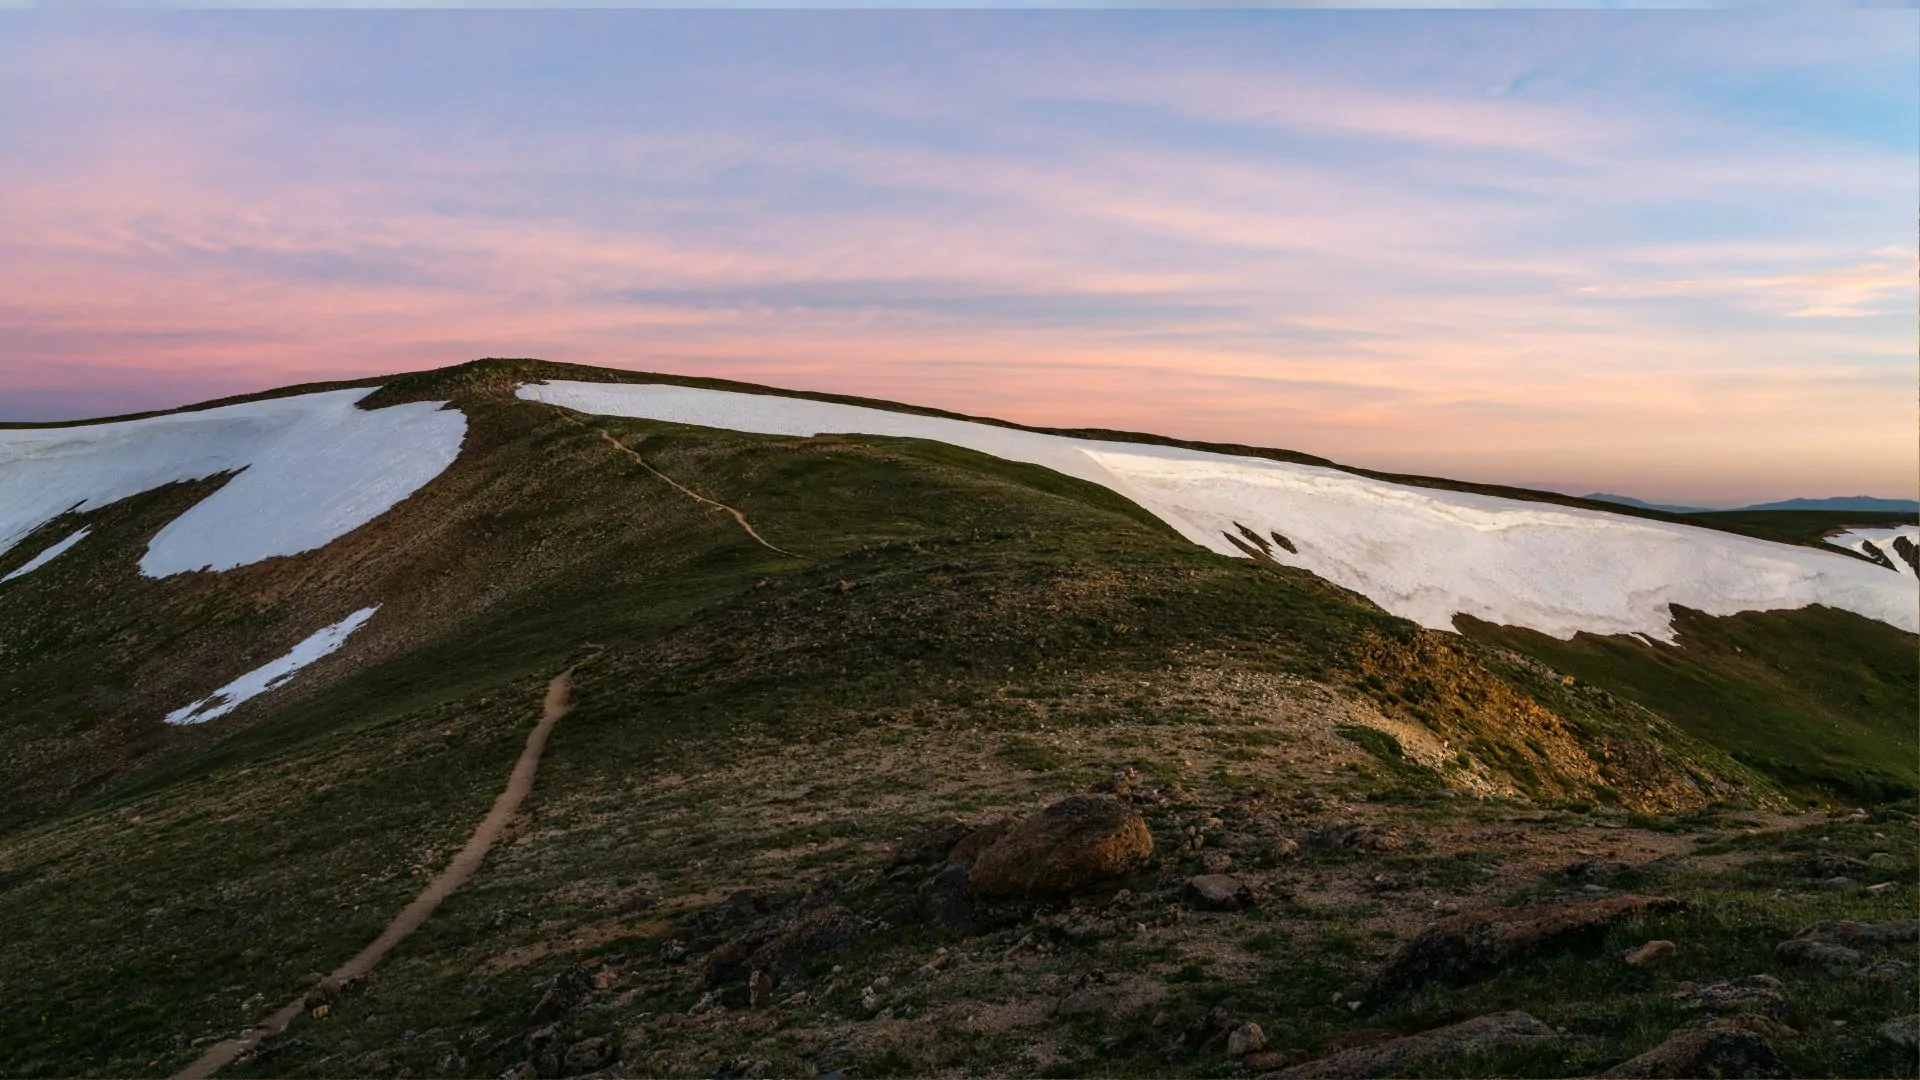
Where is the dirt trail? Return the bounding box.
[173,669,578,1080]
[595,430,804,559]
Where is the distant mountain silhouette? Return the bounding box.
[1581,492,1711,514]
[1737,496,1919,513]
[1583,493,1918,515]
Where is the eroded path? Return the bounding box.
[173,669,578,1080]
[595,430,805,559]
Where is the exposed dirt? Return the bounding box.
[172,668,579,1080]
[596,429,805,560]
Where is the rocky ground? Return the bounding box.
[231,770,1918,1079]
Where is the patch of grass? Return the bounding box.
[1460,606,1918,805]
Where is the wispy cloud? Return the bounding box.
[0,11,1913,506]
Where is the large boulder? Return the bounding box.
[1264,1012,1558,1079]
[969,796,1154,900]
[1365,894,1684,1003]
[1599,1021,1789,1079]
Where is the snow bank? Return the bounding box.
[518,380,1918,641]
[164,607,377,725]
[0,390,465,577]
[1827,525,1920,578]
[1,527,89,583]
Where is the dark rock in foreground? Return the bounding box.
[1599,1020,1790,1079]
[1366,894,1685,1002]
[1264,1012,1559,1079]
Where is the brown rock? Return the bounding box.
[1228,1022,1268,1056]
[562,1036,612,1074]
[1599,1021,1788,1078]
[304,976,343,1008]
[1268,1012,1557,1079]
[947,816,1018,867]
[1623,940,1677,967]
[1365,894,1684,1003]
[1673,975,1786,1019]
[969,797,1154,900]
[1186,874,1255,910]
[887,819,974,870]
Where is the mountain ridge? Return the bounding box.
[0,357,1913,1079]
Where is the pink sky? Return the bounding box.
[2,12,1914,507]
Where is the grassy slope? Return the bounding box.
[1688,509,1917,545]
[0,360,1911,1077]
[0,381,1780,1077]
[1460,606,1919,805]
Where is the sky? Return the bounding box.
[1,12,1914,506]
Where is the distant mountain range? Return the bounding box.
[1583,493,1919,515]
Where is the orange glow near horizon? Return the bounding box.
[2,12,1914,508]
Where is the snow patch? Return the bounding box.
[0,389,466,577]
[164,607,377,726]
[1826,525,1919,578]
[518,380,1918,642]
[1,527,89,582]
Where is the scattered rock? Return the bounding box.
[303,976,342,1008]
[1855,959,1916,986]
[1186,874,1255,910]
[1559,859,1637,886]
[711,905,863,986]
[533,968,595,1017]
[1775,939,1862,972]
[714,1056,771,1080]
[1623,940,1677,967]
[1270,1012,1558,1079]
[1880,1014,1919,1050]
[1057,987,1126,1017]
[1365,894,1685,1002]
[1775,919,1918,973]
[1799,853,1870,878]
[969,797,1154,900]
[887,819,974,870]
[1673,976,1786,1019]
[1228,1022,1267,1057]
[1308,824,1405,854]
[1245,1050,1306,1071]
[916,863,975,930]
[1184,1005,1238,1050]
[1599,1020,1789,1078]
[561,1036,611,1074]
[749,969,774,1008]
[946,816,1018,867]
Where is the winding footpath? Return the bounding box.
[595,430,805,559]
[173,669,577,1080]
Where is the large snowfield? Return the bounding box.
[0,389,466,577]
[520,380,1918,642]
[164,607,379,725]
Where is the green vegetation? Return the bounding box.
[1688,509,1916,546]
[0,359,1912,1078]
[1460,605,1919,804]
